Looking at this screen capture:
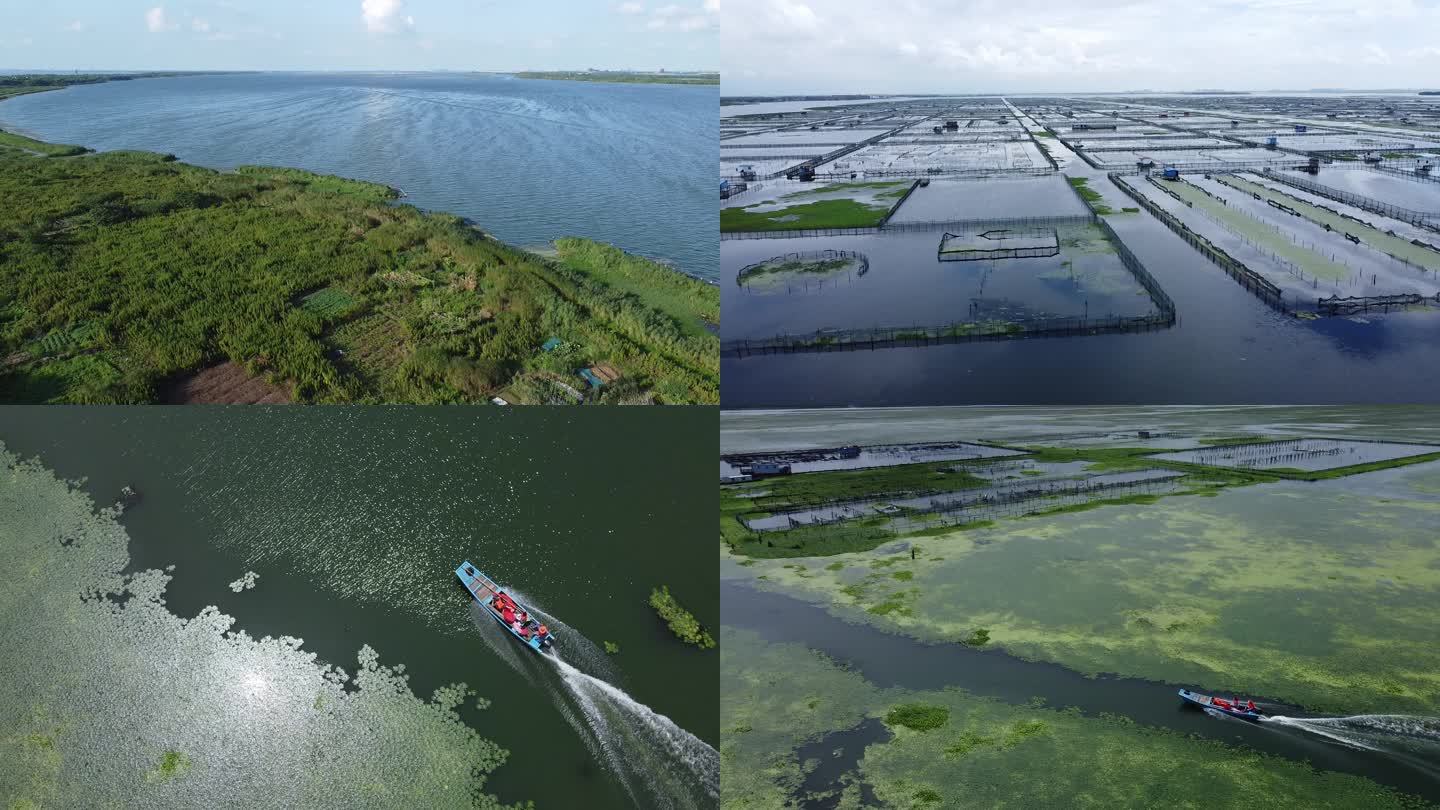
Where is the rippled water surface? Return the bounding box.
[0,73,717,279]
[0,407,717,809]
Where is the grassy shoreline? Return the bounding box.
[0,126,718,403]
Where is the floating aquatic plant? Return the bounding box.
[649,586,715,650]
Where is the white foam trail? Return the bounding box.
[504,587,619,682]
[1264,716,1382,750]
[549,653,720,809]
[1263,714,1440,759]
[466,597,716,808]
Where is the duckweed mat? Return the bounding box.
[0,442,526,808]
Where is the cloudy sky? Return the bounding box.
[2,1,718,71]
[720,0,1440,94]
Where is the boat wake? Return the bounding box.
[467,598,718,809]
[1263,714,1440,776]
[547,652,720,810]
[503,587,620,683]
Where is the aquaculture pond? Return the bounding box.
[886,175,1087,223]
[0,72,717,280]
[0,408,718,809]
[721,223,1158,342]
[720,406,1440,807]
[721,198,1440,406]
[1278,168,1440,213]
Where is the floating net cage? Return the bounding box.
[938,228,1060,261]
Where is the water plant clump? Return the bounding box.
[649,586,716,649]
[0,441,527,809]
[145,751,192,783]
[227,570,259,592]
[735,254,862,293]
[884,703,950,732]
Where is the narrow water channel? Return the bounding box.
[722,581,1440,803]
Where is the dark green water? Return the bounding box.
[0,406,717,808]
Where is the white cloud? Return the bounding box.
[644,2,714,31]
[192,18,212,33]
[66,20,87,32]
[146,7,179,33]
[704,0,720,11]
[361,0,414,34]
[617,1,645,13]
[720,0,1440,93]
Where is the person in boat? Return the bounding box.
[1246,700,1257,712]
[537,624,549,639]
[501,603,516,626]
[518,624,531,639]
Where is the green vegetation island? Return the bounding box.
[513,71,719,86]
[650,586,716,649]
[0,85,718,404]
[720,180,915,232]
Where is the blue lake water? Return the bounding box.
[721,206,1440,406]
[0,72,717,280]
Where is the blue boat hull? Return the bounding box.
[456,561,555,654]
[1178,689,1264,722]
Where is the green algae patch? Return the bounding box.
[145,751,191,783]
[721,180,913,233]
[721,198,892,232]
[729,468,1440,715]
[649,585,716,649]
[963,628,991,647]
[721,628,1431,810]
[0,442,525,809]
[884,703,949,732]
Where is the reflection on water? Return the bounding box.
[0,407,718,809]
[0,444,517,808]
[0,73,716,280]
[722,223,1155,341]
